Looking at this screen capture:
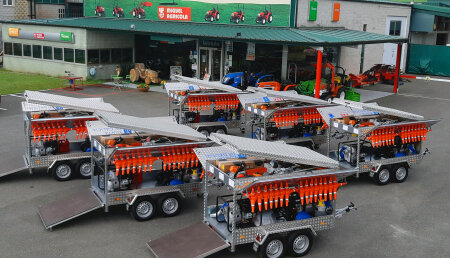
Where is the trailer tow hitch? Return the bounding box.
[423,148,430,156]
[335,202,357,219]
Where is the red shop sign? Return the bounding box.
[158,6,191,21]
[33,33,45,39]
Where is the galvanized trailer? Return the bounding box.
[318,99,440,185]
[0,91,119,181]
[147,134,357,258]
[38,112,213,230]
[166,75,246,136]
[238,91,330,149]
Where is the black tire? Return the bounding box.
[268,15,273,23]
[392,164,408,183]
[324,95,333,103]
[52,161,73,181]
[214,127,227,134]
[337,88,346,100]
[216,13,220,21]
[242,15,245,22]
[373,167,391,185]
[287,230,314,257]
[131,197,156,221]
[75,159,92,179]
[257,235,286,258]
[157,193,183,217]
[262,18,267,25]
[198,128,210,137]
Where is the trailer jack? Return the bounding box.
[335,202,357,219]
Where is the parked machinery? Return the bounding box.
[318,99,439,185]
[0,91,119,181]
[147,134,356,258]
[297,63,360,102]
[166,75,245,136]
[239,92,329,150]
[37,112,213,230]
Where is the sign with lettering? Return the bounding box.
[85,0,292,27]
[158,6,191,21]
[33,33,45,40]
[309,1,318,21]
[8,28,19,37]
[332,3,340,22]
[9,29,74,43]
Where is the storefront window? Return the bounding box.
[111,48,122,63]
[23,44,31,57]
[100,49,110,63]
[4,42,13,55]
[33,45,42,58]
[64,48,74,62]
[43,46,53,60]
[122,48,133,63]
[13,43,22,56]
[75,49,85,64]
[88,49,99,64]
[54,48,63,60]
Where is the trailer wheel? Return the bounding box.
[52,161,73,181]
[132,197,156,221]
[76,159,92,179]
[198,128,210,137]
[287,230,313,257]
[392,165,408,183]
[257,235,285,258]
[373,167,391,185]
[214,127,227,134]
[157,193,183,217]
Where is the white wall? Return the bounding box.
[296,0,411,73]
[2,24,88,78]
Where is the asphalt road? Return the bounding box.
[0,81,449,258]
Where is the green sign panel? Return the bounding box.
[85,0,293,27]
[309,1,317,21]
[60,32,73,41]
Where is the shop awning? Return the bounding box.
[3,17,407,46]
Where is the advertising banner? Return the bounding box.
[85,0,292,27]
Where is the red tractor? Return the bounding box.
[205,6,220,22]
[230,4,245,24]
[94,0,105,16]
[112,0,124,18]
[131,1,152,19]
[256,5,273,25]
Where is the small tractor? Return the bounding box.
[230,4,245,24]
[205,6,220,22]
[296,63,360,102]
[94,0,105,17]
[112,0,124,18]
[131,1,152,19]
[256,5,273,25]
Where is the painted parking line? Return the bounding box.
[397,93,450,102]
[7,93,25,98]
[0,107,8,111]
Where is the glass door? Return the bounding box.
[199,48,210,80]
[199,47,223,80]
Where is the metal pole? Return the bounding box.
[315,50,322,99]
[393,44,402,94]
